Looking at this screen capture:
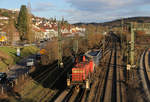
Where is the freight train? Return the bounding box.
[67,49,102,89]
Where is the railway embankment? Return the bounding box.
[145,49,150,82]
[139,50,150,101]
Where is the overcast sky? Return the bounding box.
[1,0,150,23]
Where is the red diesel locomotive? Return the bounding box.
[67,56,95,89]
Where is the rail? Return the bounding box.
[139,50,150,101]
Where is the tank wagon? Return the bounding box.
[67,49,102,89]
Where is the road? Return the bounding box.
[7,55,35,78]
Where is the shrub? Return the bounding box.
[21,46,39,57]
[1,12,9,17]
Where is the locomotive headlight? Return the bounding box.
[60,62,64,68]
[67,79,70,86]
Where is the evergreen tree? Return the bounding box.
[17,5,33,42]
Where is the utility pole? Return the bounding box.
[102,37,105,57]
[73,39,78,57]
[27,0,33,43]
[103,32,106,58]
[130,22,135,67]
[102,35,106,65]
[102,27,107,63]
[27,0,31,14]
[121,18,124,55]
[58,21,63,68]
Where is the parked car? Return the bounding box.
[36,54,41,61]
[0,72,15,88]
[26,58,34,67]
[0,72,7,83]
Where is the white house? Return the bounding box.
[0,17,9,20]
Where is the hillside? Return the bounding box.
[1,8,150,28]
[74,17,150,27]
[0,8,54,28]
[0,8,69,31]
[0,8,18,17]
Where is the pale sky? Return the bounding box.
[1,0,150,23]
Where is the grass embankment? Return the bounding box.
[0,77,56,102]
[19,78,56,102]
[0,46,39,72]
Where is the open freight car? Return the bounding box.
[67,56,95,89]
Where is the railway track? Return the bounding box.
[99,47,114,102]
[139,49,150,101]
[31,57,71,82]
[20,57,72,100]
[94,40,126,102]
[61,88,74,102]
[74,88,86,102]
[13,63,58,96]
[94,48,113,102]
[111,42,117,102]
[53,39,111,102]
[53,35,124,102]
[51,87,75,102]
[38,58,73,102]
[36,36,113,102]
[17,60,59,92]
[116,50,123,102]
[61,88,86,102]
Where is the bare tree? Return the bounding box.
[5,18,18,45]
[41,41,58,65]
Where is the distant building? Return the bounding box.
[32,25,44,41]
[8,9,20,12]
[0,17,9,20]
[1,27,20,44]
